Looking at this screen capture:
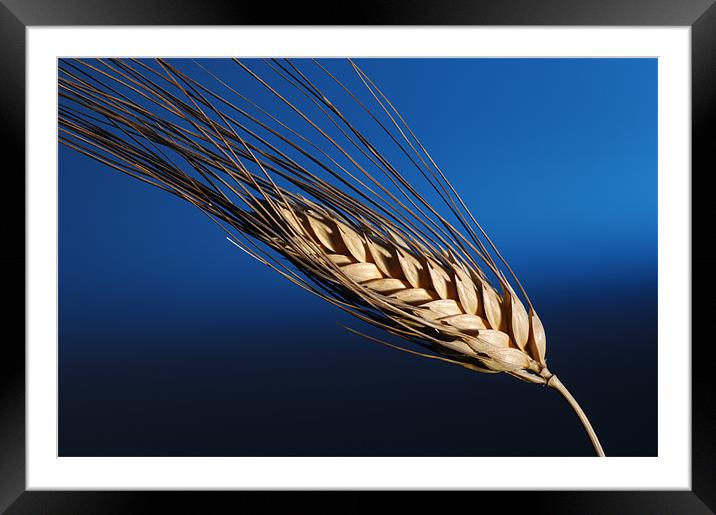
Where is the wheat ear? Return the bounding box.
[57,57,605,456]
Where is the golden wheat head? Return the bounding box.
[57,57,605,456]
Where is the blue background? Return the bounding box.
[59,58,657,456]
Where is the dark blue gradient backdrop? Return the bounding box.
[59,58,657,456]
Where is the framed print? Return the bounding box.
[2,0,715,513]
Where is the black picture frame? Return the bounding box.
[2,1,714,513]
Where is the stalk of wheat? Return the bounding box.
[58,57,605,456]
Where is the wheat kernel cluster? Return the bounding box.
[274,203,546,377]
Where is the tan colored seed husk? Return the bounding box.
[281,205,545,375]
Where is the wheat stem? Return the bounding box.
[547,375,605,457]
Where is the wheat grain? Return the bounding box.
[271,201,543,377]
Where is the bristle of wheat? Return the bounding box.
[57,57,547,381]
